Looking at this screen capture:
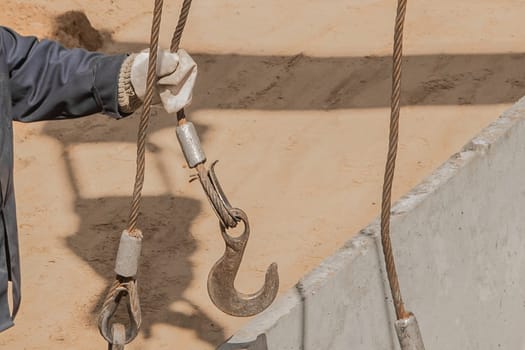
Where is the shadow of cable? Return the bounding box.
[39,104,220,346]
[67,194,225,343]
[105,41,525,110]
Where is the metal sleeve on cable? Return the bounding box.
[395,314,426,350]
[176,122,206,168]
[115,230,143,278]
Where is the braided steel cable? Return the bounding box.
[98,1,165,348]
[380,0,409,321]
[167,0,239,229]
[196,164,238,228]
[127,0,165,235]
[99,278,142,346]
[101,279,142,327]
[170,0,193,52]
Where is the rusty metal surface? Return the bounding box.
[207,208,279,317]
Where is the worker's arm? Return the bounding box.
[0,26,126,122]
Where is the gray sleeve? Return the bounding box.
[0,26,128,122]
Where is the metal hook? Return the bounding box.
[207,207,279,317]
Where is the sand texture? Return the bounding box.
[0,1,519,349]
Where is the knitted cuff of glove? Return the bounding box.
[118,54,143,114]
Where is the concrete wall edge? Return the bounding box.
[219,96,525,349]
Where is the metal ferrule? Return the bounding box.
[176,122,206,168]
[395,313,426,350]
[114,230,143,277]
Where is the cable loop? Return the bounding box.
[98,279,142,345]
[196,161,239,229]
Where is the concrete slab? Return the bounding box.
[220,97,525,349]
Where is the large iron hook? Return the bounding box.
[207,207,279,317]
[205,162,279,317]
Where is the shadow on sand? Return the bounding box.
[37,10,525,349]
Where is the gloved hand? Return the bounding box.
[118,49,197,114]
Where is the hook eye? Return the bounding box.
[219,208,249,247]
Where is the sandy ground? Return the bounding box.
[0,0,522,349]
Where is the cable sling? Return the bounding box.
[98,0,165,348]
[97,1,279,348]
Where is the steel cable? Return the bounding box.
[103,0,410,345]
[170,0,193,52]
[168,0,239,229]
[380,0,409,321]
[99,1,165,348]
[196,164,238,228]
[127,0,165,235]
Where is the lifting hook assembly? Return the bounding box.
[177,118,279,317]
[98,1,279,348]
[208,207,279,317]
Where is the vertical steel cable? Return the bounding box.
[127,0,165,235]
[380,0,409,321]
[98,1,165,348]
[170,0,192,123]
[170,0,193,52]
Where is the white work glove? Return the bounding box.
[118,49,197,114]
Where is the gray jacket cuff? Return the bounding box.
[93,53,129,118]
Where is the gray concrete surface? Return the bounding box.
[219,97,525,350]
